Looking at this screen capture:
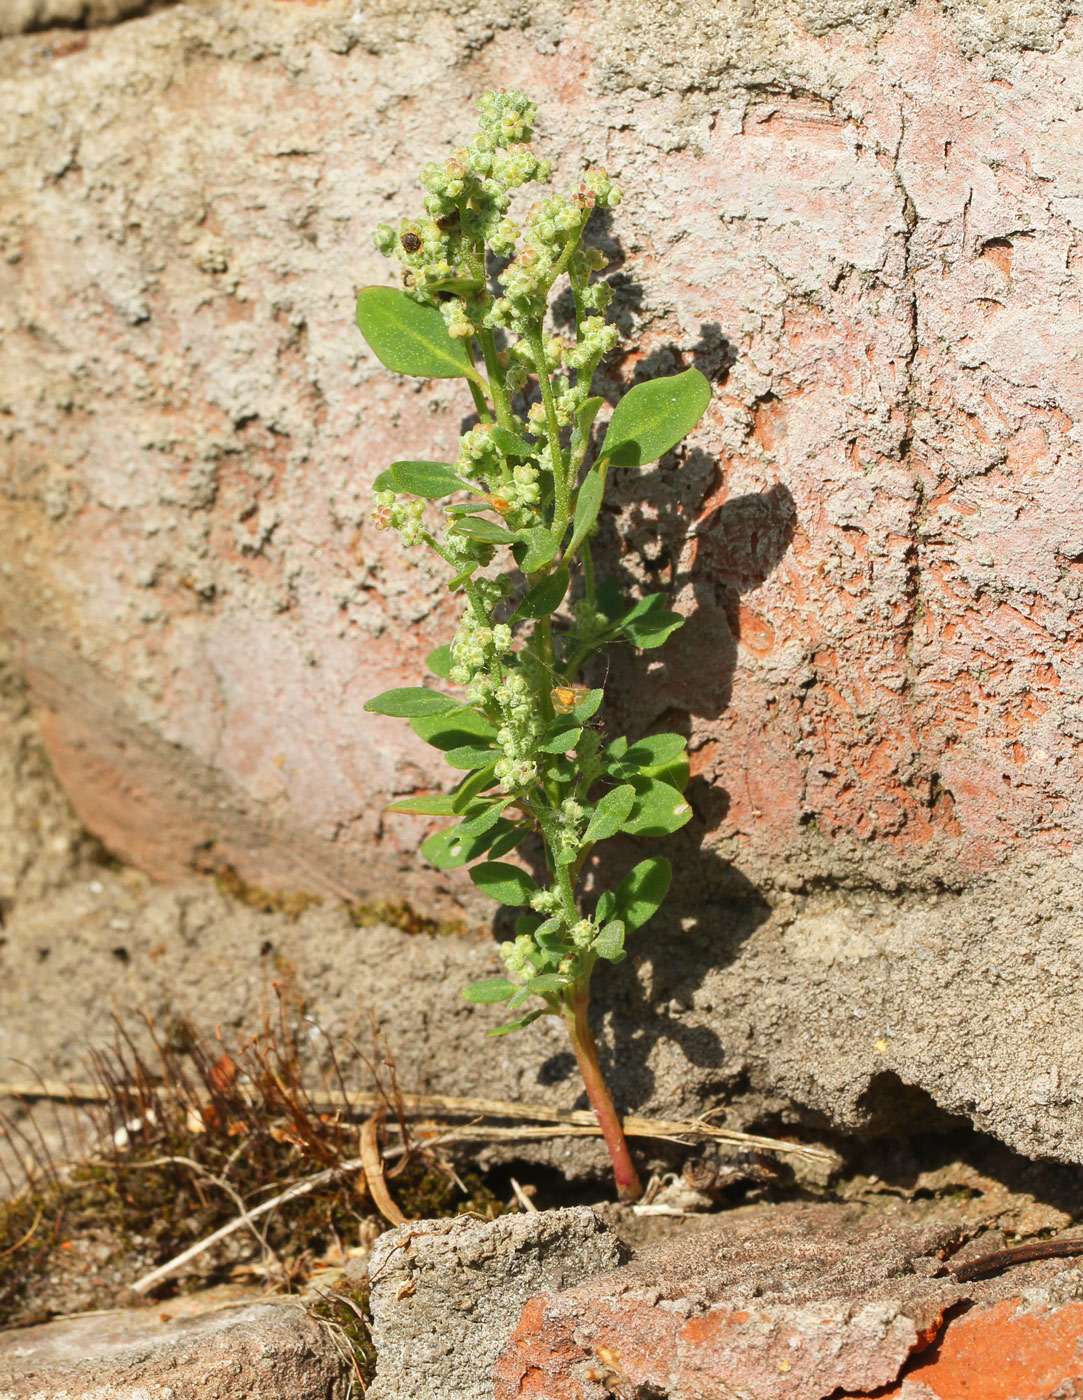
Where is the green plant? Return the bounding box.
[356,90,710,1201]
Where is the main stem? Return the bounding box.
[562,988,642,1202]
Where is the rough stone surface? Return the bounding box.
[3,0,1083,906]
[3,0,1083,1165]
[365,1207,627,1400]
[493,1203,1083,1400]
[0,0,170,41]
[0,1294,351,1399]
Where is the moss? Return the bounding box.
[347,897,466,938]
[308,1277,377,1390]
[214,864,324,918]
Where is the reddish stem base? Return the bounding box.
[563,993,642,1203]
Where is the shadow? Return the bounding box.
[508,325,795,1121]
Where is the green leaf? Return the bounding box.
[365,688,460,718]
[620,595,686,650]
[594,919,626,963]
[640,755,690,793]
[452,765,499,812]
[421,817,517,870]
[491,426,536,458]
[488,825,527,858]
[521,973,568,995]
[583,784,637,844]
[514,914,543,939]
[515,526,560,574]
[567,466,606,558]
[573,689,604,722]
[444,502,493,515]
[595,890,616,924]
[356,286,476,381]
[486,1008,545,1037]
[470,861,540,906]
[373,469,393,491]
[595,576,626,621]
[411,709,496,751]
[388,460,463,498]
[624,733,688,768]
[623,777,693,836]
[573,395,604,447]
[448,562,480,591]
[456,800,512,838]
[426,645,454,680]
[423,275,484,296]
[613,856,672,931]
[450,515,518,545]
[386,793,457,816]
[515,567,570,620]
[462,977,517,1004]
[538,726,581,753]
[598,368,711,467]
[444,744,500,770]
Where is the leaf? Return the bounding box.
[595,576,626,621]
[515,567,570,620]
[451,765,499,812]
[411,709,496,751]
[373,469,393,491]
[488,825,527,859]
[421,818,517,870]
[448,562,480,591]
[640,755,690,794]
[456,800,512,838]
[386,793,457,816]
[426,644,454,680]
[573,395,604,446]
[598,368,711,467]
[619,594,686,650]
[613,856,672,932]
[594,919,626,963]
[449,515,518,545]
[573,688,604,722]
[567,466,605,557]
[365,688,460,718]
[595,890,616,925]
[623,733,688,768]
[491,426,536,457]
[470,861,540,906]
[356,286,477,381]
[444,744,500,770]
[515,526,560,574]
[623,777,693,836]
[538,726,581,754]
[423,275,484,296]
[520,973,568,995]
[514,914,543,939]
[583,784,637,844]
[388,460,463,498]
[462,977,517,1004]
[486,1008,545,1037]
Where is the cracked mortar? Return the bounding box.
[3,0,1083,1169]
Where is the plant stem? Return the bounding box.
[563,987,642,1202]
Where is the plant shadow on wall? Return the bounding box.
[533,327,797,1119]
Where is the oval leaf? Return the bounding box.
[599,368,711,467]
[623,776,693,836]
[444,744,500,770]
[386,793,457,816]
[356,286,476,381]
[421,817,517,870]
[486,1008,546,1037]
[462,977,517,1004]
[568,466,605,557]
[516,567,570,620]
[365,687,460,718]
[538,726,581,754]
[594,919,626,963]
[426,644,454,680]
[583,784,637,844]
[412,709,496,750]
[515,526,560,574]
[470,861,540,906]
[613,856,672,932]
[389,460,464,498]
[456,800,512,839]
[624,733,688,768]
[450,516,518,545]
[491,426,536,457]
[452,764,499,812]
